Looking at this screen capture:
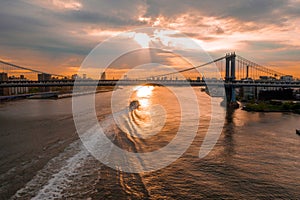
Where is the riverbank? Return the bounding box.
[242,101,300,114]
[0,86,116,102]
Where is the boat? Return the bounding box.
[129,100,140,111]
[296,129,300,135]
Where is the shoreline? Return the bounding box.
[242,101,300,114]
[0,87,116,102]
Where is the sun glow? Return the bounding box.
[133,33,151,48]
[138,17,151,23]
[135,86,154,98]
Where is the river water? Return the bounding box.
[0,86,299,199]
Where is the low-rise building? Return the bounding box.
[71,74,78,80]
[280,75,293,82]
[239,78,255,101]
[0,74,29,96]
[38,73,51,92]
[38,73,52,81]
[0,72,8,81]
[0,73,9,95]
[8,75,29,95]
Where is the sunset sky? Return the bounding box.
[0,0,299,78]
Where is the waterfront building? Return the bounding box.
[257,76,277,95]
[0,73,9,95]
[0,74,29,96]
[280,75,293,82]
[0,72,8,81]
[71,74,78,80]
[239,76,292,101]
[239,78,255,101]
[8,75,29,95]
[38,73,51,92]
[38,73,52,81]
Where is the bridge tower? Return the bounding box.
[225,53,238,107]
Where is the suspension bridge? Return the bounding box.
[0,53,299,104]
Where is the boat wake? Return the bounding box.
[12,103,156,199]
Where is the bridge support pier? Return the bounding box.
[231,86,236,102]
[224,52,239,108]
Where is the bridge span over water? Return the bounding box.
[1,53,299,103]
[0,79,300,88]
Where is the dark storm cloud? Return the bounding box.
[59,10,145,27]
[0,0,147,58]
[0,0,298,54]
[0,1,86,55]
[53,0,148,28]
[243,40,300,61]
[144,0,295,25]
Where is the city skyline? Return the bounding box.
[0,0,299,77]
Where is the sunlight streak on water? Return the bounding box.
[134,86,154,98]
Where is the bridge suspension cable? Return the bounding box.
[145,56,226,79]
[0,53,294,81]
[148,54,292,81]
[0,59,65,77]
[236,55,287,78]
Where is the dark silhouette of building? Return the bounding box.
[259,89,294,101]
[0,73,9,95]
[0,72,8,81]
[38,73,51,81]
[101,72,106,80]
[71,74,78,80]
[38,73,51,92]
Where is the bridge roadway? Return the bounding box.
[1,79,300,88]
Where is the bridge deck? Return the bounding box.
[1,80,300,88]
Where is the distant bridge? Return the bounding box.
[0,60,65,78]
[1,53,299,103]
[0,53,294,82]
[1,79,299,88]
